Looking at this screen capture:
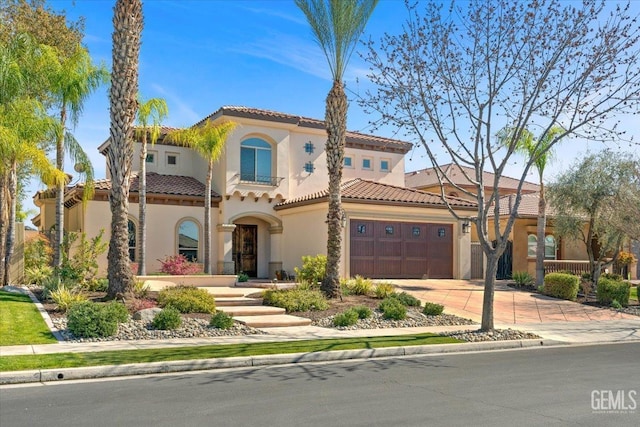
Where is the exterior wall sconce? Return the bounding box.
[462,219,471,234]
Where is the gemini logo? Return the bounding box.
[591,390,637,414]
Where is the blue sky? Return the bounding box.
[25,0,639,225]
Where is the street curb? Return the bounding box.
[0,338,560,385]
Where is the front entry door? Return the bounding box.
[233,225,257,277]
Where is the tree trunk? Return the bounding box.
[321,80,347,298]
[107,0,142,298]
[204,161,213,274]
[0,172,8,286]
[535,182,546,287]
[482,252,499,331]
[53,108,66,269]
[137,133,147,276]
[2,165,18,286]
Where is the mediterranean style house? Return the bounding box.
[405,164,592,279]
[33,107,476,280]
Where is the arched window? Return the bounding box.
[544,235,556,260]
[128,219,136,262]
[178,219,199,262]
[240,138,272,184]
[527,234,537,257]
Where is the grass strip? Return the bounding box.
[0,290,57,346]
[0,334,461,372]
[630,286,638,303]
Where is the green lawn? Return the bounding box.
[0,290,57,346]
[631,285,638,303]
[0,333,461,372]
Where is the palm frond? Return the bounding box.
[65,132,95,202]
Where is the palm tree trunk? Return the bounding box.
[321,80,347,298]
[107,0,142,298]
[0,172,8,286]
[3,164,18,285]
[204,161,213,274]
[535,182,546,287]
[137,133,147,276]
[53,108,66,269]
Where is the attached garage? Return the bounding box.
[350,220,453,279]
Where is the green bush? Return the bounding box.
[333,309,359,327]
[152,307,182,330]
[67,301,120,338]
[422,302,444,316]
[512,271,534,287]
[210,311,234,329]
[339,278,352,296]
[353,305,372,319]
[542,273,579,301]
[390,292,422,307]
[379,297,407,320]
[57,230,108,289]
[374,282,395,299]
[157,285,216,313]
[48,285,87,312]
[90,278,109,292]
[105,301,129,323]
[294,255,326,286]
[132,280,149,298]
[601,273,623,282]
[237,272,249,282]
[348,275,374,295]
[24,265,54,286]
[596,278,630,307]
[610,299,623,309]
[263,287,329,312]
[24,234,52,270]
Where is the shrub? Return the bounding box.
[127,298,157,313]
[159,254,200,275]
[294,255,326,286]
[512,271,534,287]
[132,280,149,298]
[353,305,372,319]
[237,272,249,282]
[347,275,374,295]
[263,287,329,312]
[90,278,109,292]
[610,299,623,309]
[58,230,107,289]
[601,272,623,282]
[379,297,407,320]
[390,292,422,307]
[374,282,395,299]
[422,302,444,316]
[542,273,579,301]
[48,285,87,312]
[67,301,120,338]
[333,309,359,327]
[105,301,129,323]
[339,278,352,296]
[596,278,630,307]
[24,265,54,286]
[152,307,182,330]
[210,311,235,329]
[157,285,216,313]
[24,234,52,270]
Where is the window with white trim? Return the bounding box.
[240,138,272,184]
[380,159,390,172]
[362,157,372,170]
[177,219,199,262]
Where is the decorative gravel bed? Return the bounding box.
[312,309,475,330]
[443,329,541,342]
[617,305,640,317]
[52,317,267,343]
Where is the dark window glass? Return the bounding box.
[385,226,394,235]
[357,224,366,234]
[412,227,420,237]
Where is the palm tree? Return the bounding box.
[135,97,168,275]
[295,0,378,297]
[167,121,236,274]
[49,45,108,269]
[499,126,564,287]
[106,0,142,299]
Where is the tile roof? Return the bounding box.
[497,192,556,217]
[197,106,413,153]
[275,178,477,210]
[405,163,540,193]
[78,172,220,198]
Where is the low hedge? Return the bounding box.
[67,301,127,338]
[543,273,579,301]
[596,278,630,307]
[263,287,329,312]
[157,285,216,313]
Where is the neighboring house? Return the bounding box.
[34,106,475,280]
[406,164,590,279]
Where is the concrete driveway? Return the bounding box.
[392,279,638,324]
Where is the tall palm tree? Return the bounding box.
[106,0,142,298]
[49,44,108,269]
[135,96,168,275]
[167,121,236,274]
[295,0,378,297]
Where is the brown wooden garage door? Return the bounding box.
[350,220,453,279]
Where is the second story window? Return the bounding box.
[146,153,155,163]
[362,157,372,170]
[241,138,272,184]
[344,156,353,168]
[167,153,178,166]
[380,159,390,172]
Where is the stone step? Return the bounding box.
[234,314,312,328]
[205,287,264,298]
[215,297,263,307]
[218,305,285,316]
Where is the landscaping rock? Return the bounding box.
[132,308,162,323]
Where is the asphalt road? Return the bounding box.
[1,343,638,427]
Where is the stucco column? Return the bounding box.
[458,221,471,280]
[217,223,236,275]
[268,225,283,279]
